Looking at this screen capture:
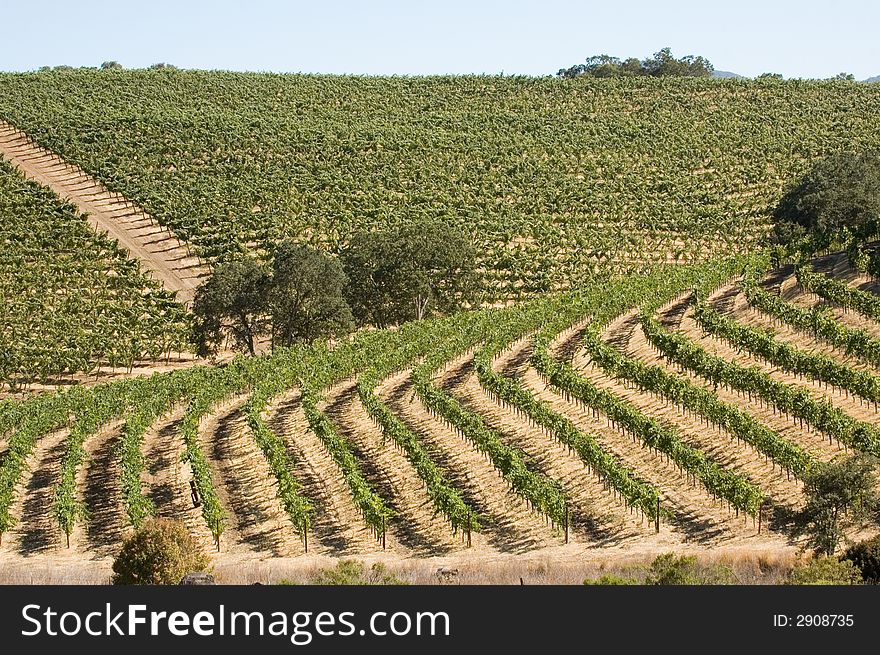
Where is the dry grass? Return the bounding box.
[154,550,802,585]
[0,559,112,585]
[0,546,802,585]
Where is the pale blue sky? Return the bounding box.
[1,0,877,79]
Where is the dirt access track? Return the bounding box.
[0,120,209,304]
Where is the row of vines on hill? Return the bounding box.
[5,251,880,550]
[4,73,880,297]
[0,158,191,391]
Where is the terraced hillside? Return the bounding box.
[2,253,878,581]
[2,72,880,297]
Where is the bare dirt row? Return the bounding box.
[267,389,383,554]
[0,120,208,303]
[688,283,880,422]
[378,368,559,553]
[444,341,649,545]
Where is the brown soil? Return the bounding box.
[573,314,804,514]
[197,395,304,556]
[378,367,557,553]
[141,406,216,552]
[450,342,652,544]
[519,324,790,548]
[266,388,385,554]
[731,276,880,376]
[321,381,464,555]
[690,283,880,423]
[3,429,68,555]
[79,421,128,558]
[797,253,880,337]
[642,300,846,462]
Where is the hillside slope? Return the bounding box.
[2,73,880,297]
[4,253,880,583]
[0,121,209,302]
[0,157,191,390]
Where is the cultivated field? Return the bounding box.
[2,74,880,583]
[2,250,879,583]
[2,73,880,298]
[0,156,192,391]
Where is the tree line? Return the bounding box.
[192,221,479,356]
[557,47,714,79]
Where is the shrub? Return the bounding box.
[794,454,878,556]
[645,553,734,585]
[309,560,406,585]
[646,553,700,585]
[842,535,880,584]
[583,574,638,585]
[111,518,210,585]
[786,556,861,585]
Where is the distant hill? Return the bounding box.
[713,72,880,82]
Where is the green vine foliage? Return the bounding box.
[641,312,880,458]
[6,249,880,548]
[4,73,880,299]
[0,159,191,391]
[694,290,880,406]
[742,271,880,368]
[796,264,880,324]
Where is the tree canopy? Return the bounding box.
[842,535,880,584]
[269,242,354,347]
[342,221,479,328]
[191,256,270,357]
[192,243,354,356]
[557,48,714,79]
[794,454,877,556]
[772,151,880,243]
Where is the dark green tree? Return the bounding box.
[642,48,714,77]
[842,534,880,584]
[100,61,123,70]
[795,454,877,556]
[191,257,270,356]
[621,57,644,76]
[557,47,713,78]
[342,221,479,327]
[558,55,628,79]
[269,242,354,347]
[773,152,880,242]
